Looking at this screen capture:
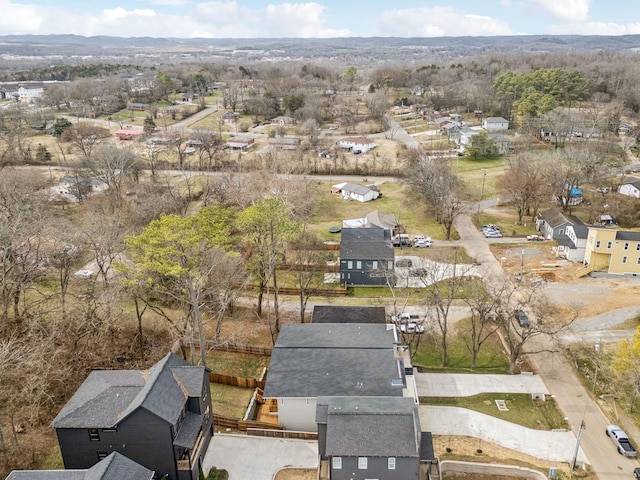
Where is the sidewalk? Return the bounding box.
[415,373,549,397]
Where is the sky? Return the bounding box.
[1,0,640,39]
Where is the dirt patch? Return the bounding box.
[273,468,316,480]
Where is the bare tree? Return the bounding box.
[498,154,548,224]
[404,149,466,240]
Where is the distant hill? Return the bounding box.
[1,34,640,62]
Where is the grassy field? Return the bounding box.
[210,383,255,418]
[420,393,568,430]
[412,318,510,374]
[310,180,457,241]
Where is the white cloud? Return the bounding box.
[149,0,188,5]
[103,7,156,22]
[547,21,640,35]
[262,2,350,38]
[373,7,513,37]
[534,0,591,22]
[0,1,45,32]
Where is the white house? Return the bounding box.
[332,182,380,203]
[555,225,589,262]
[618,178,640,199]
[482,116,509,131]
[225,136,254,150]
[18,86,44,103]
[337,136,377,153]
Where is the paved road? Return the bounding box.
[453,206,640,479]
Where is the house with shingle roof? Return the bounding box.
[51,353,213,480]
[536,208,584,240]
[332,182,380,203]
[582,227,640,276]
[340,227,394,286]
[316,396,428,480]
[262,323,406,431]
[618,177,640,199]
[311,305,387,324]
[6,452,154,480]
[555,224,589,262]
[337,136,377,153]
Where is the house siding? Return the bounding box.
[584,228,640,275]
[340,259,391,286]
[277,397,317,432]
[56,409,177,479]
[331,456,419,480]
[618,183,640,199]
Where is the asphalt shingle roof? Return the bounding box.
[311,306,387,324]
[6,453,153,480]
[319,397,419,457]
[51,353,204,429]
[340,227,394,261]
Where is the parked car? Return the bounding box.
[633,467,640,479]
[414,238,432,248]
[481,225,502,238]
[392,313,425,334]
[606,425,637,457]
[392,234,412,247]
[515,310,530,328]
[596,187,609,193]
[527,235,545,242]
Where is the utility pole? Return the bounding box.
[570,420,586,475]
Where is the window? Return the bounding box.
[636,243,640,251]
[332,457,342,469]
[607,241,612,249]
[347,261,353,269]
[88,429,100,441]
[97,451,108,460]
[388,457,396,470]
[358,457,368,469]
[637,257,640,265]
[101,428,117,433]
[622,256,628,264]
[356,261,362,269]
[624,242,630,250]
[596,240,601,248]
[372,261,378,269]
[388,261,393,270]
[559,229,564,236]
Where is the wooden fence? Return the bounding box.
[246,428,317,440]
[237,284,347,297]
[208,342,272,356]
[208,372,265,389]
[213,414,284,432]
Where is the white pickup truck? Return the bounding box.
[391,313,425,334]
[606,425,637,457]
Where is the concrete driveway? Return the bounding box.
[415,373,549,397]
[202,434,318,480]
[419,406,587,464]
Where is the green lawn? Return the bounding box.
[412,319,510,373]
[476,211,539,237]
[420,393,568,431]
[210,383,255,418]
[310,180,458,241]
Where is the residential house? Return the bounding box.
[336,136,377,153]
[340,227,394,286]
[536,208,584,240]
[342,210,398,232]
[270,116,295,127]
[487,133,514,154]
[225,136,254,150]
[6,452,154,480]
[17,85,44,103]
[53,176,108,202]
[127,103,149,111]
[311,305,387,324]
[51,353,214,480]
[618,177,640,199]
[581,228,640,276]
[482,116,509,131]
[261,323,406,432]
[220,111,239,124]
[316,396,423,480]
[555,225,589,262]
[331,182,380,203]
[115,129,144,140]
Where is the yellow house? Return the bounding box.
[580,227,640,276]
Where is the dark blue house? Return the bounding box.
[340,227,394,286]
[6,452,154,480]
[51,353,213,480]
[316,396,422,480]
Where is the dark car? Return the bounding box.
[634,467,640,479]
[515,310,530,328]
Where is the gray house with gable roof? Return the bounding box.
[6,452,154,480]
[262,323,406,432]
[340,227,394,286]
[51,353,213,480]
[316,396,424,480]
